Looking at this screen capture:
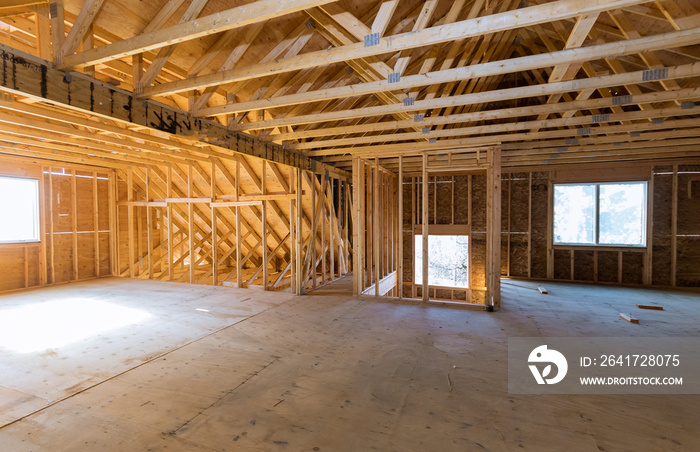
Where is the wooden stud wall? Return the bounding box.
[397,159,700,305]
[0,160,113,293]
[352,157,400,297]
[112,157,351,294]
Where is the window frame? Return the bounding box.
[552,180,648,249]
[413,224,471,289]
[0,175,41,245]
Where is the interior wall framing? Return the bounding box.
[397,161,700,303]
[0,158,113,293]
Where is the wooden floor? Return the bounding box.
[0,277,699,451]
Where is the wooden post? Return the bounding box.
[671,165,678,287]
[321,174,327,285]
[108,171,116,276]
[146,166,153,279]
[311,172,317,288]
[289,167,296,294]
[235,158,243,289]
[188,164,195,284]
[467,174,472,297]
[262,161,269,290]
[93,172,100,278]
[330,178,335,281]
[296,168,303,294]
[211,159,218,286]
[137,198,143,276]
[398,156,403,299]
[422,153,429,302]
[71,169,78,281]
[48,167,55,284]
[527,172,532,279]
[127,169,135,278]
[83,25,95,77]
[644,168,654,285]
[546,173,554,280]
[352,158,363,295]
[374,158,380,297]
[167,165,174,281]
[50,0,65,65]
[507,174,511,277]
[486,146,502,310]
[38,166,47,286]
[35,3,52,60]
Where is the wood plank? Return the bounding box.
[61,0,338,69]
[271,87,700,141]
[200,27,700,116]
[236,62,700,132]
[60,0,104,56]
[145,0,650,97]
[620,313,640,324]
[636,304,664,310]
[361,270,397,297]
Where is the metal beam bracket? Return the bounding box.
[364,33,380,47]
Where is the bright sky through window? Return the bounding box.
[0,176,40,243]
[554,182,647,246]
[415,235,469,288]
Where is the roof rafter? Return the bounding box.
[59,0,338,69]
[142,0,653,98]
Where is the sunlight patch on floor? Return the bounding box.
[0,298,151,353]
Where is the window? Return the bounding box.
[553,182,647,247]
[0,176,40,244]
[415,235,469,288]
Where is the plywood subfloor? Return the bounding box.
[0,277,699,451]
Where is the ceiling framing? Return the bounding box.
[0,0,697,174]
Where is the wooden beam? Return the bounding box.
[235,62,700,131]
[49,0,64,64]
[60,0,339,69]
[371,0,399,37]
[137,0,209,93]
[0,43,347,178]
[60,0,104,57]
[199,27,700,117]
[143,0,652,97]
[0,0,48,9]
[272,87,700,141]
[299,108,700,151]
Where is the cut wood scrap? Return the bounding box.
[636,304,664,310]
[620,313,640,324]
[538,285,548,294]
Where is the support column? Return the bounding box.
[486,145,502,310]
[422,153,429,302]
